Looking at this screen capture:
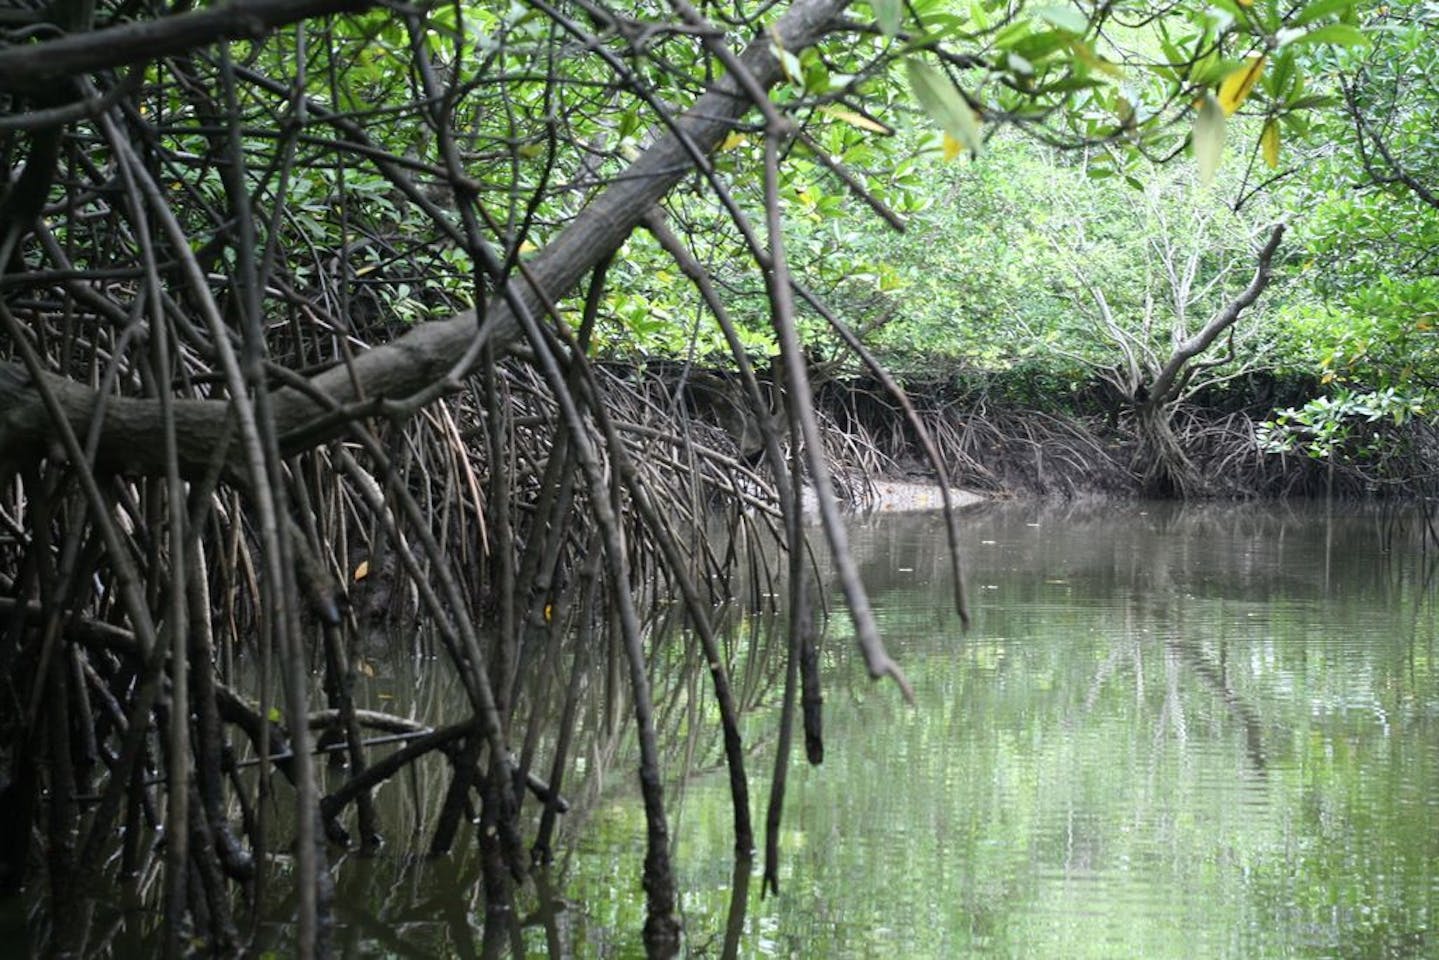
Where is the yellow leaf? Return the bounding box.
[1218,55,1265,116]
[353,559,369,582]
[544,602,553,623]
[1260,118,1280,169]
[720,132,749,151]
[818,104,889,134]
[942,134,963,161]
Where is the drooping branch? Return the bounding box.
[0,0,853,478]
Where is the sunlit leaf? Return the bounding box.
[1218,55,1265,115]
[1260,117,1281,169]
[1293,0,1359,26]
[1032,5,1089,33]
[969,0,990,30]
[819,104,890,133]
[905,59,983,156]
[1192,92,1226,184]
[993,20,1032,50]
[353,559,369,581]
[1287,23,1369,46]
[1011,29,1071,62]
[770,40,804,84]
[874,0,904,35]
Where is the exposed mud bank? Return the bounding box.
[803,479,988,516]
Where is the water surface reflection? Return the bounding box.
[307,501,1436,958]
[666,501,1437,959]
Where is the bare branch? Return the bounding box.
[1147,222,1285,406]
[0,0,377,92]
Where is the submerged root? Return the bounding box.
[0,342,904,955]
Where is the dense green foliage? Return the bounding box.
[116,0,1425,435]
[157,0,1434,413]
[536,0,1437,465]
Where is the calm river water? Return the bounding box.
[315,500,1438,958]
[551,501,1439,958]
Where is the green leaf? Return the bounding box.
[267,706,282,723]
[617,110,641,140]
[1011,29,1071,63]
[1031,5,1089,34]
[1285,94,1338,110]
[1263,50,1296,98]
[874,0,904,36]
[969,0,990,30]
[1287,23,1369,47]
[904,59,983,156]
[1292,0,1358,26]
[1192,91,1226,185]
[993,21,1034,50]
[1189,54,1244,87]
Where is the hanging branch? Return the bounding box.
[0,0,857,476]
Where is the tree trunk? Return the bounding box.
[1135,402,1202,498]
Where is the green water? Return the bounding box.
[166,500,1437,958]
[561,501,1438,958]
